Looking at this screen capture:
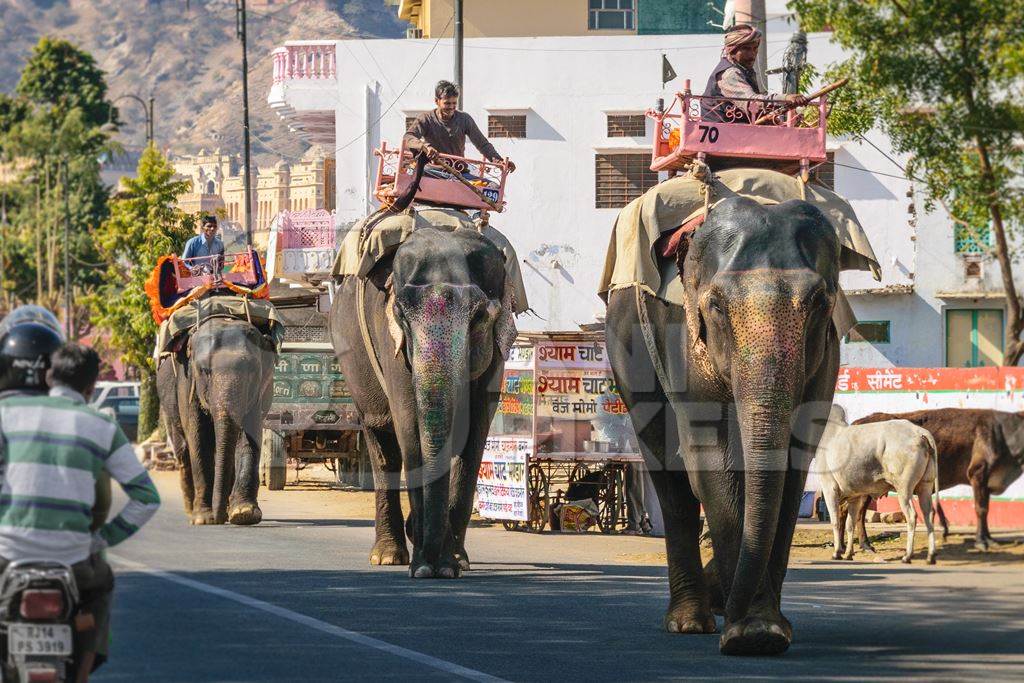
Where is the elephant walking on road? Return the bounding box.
[605,197,842,655]
[158,312,278,525]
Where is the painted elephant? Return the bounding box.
[158,314,277,525]
[605,197,841,655]
[329,170,515,577]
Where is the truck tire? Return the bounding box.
[262,429,287,491]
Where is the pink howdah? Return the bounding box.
[647,79,828,174]
[173,249,262,294]
[272,44,337,84]
[374,141,511,213]
[276,209,337,250]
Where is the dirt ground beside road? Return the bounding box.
[182,465,1024,570]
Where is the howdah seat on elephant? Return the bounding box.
[648,79,840,178]
[601,165,880,655]
[373,140,511,213]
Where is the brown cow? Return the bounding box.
[854,409,1024,550]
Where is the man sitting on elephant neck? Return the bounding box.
[404,80,516,180]
[182,215,225,275]
[702,24,808,124]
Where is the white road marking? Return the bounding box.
[111,555,509,683]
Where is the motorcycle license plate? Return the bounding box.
[6,623,72,656]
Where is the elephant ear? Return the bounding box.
[494,280,518,362]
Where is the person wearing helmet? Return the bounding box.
[0,308,160,680]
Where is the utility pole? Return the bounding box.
[237,0,254,247]
[454,0,464,107]
[147,94,155,146]
[62,158,71,339]
[732,0,767,88]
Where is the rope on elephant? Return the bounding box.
[356,277,389,393]
[634,286,674,396]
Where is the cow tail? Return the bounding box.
[924,433,939,525]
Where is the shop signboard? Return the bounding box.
[476,436,530,521]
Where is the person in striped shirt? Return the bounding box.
[0,333,160,679]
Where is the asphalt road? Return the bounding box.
[95,473,1024,682]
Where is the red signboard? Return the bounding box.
[835,367,1024,394]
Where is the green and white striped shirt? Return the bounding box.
[0,386,160,565]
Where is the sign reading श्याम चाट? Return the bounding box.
[476,436,531,521]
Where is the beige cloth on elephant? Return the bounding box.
[597,168,882,338]
[332,207,529,315]
[155,295,285,357]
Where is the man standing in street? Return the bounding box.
[404,80,516,173]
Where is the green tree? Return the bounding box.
[16,37,116,130]
[790,0,1024,361]
[90,146,194,438]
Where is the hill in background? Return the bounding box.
[0,0,405,162]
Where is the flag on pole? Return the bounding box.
[662,54,677,88]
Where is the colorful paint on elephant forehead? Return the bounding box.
[727,278,805,365]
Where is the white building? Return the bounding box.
[267,11,1014,372]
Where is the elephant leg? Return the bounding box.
[228,413,263,525]
[365,427,409,566]
[164,413,193,517]
[444,367,502,574]
[183,405,217,525]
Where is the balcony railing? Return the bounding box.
[272,43,337,84]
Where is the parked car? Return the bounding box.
[90,381,140,441]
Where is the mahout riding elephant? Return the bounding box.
[158,312,277,525]
[330,155,516,578]
[605,197,841,655]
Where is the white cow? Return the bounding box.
[815,405,938,564]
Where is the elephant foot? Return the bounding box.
[720,616,791,657]
[455,549,471,572]
[436,563,462,579]
[229,503,263,526]
[411,562,435,579]
[664,602,717,634]
[191,509,217,526]
[370,539,410,566]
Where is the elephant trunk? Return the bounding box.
[727,394,793,622]
[212,413,240,523]
[409,308,470,568]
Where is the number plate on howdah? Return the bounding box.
[7,623,73,656]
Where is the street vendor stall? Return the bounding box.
[478,331,649,534]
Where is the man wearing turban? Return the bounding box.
[702,24,807,124]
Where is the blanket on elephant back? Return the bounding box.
[155,295,285,356]
[597,168,882,338]
[331,207,529,315]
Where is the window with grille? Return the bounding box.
[595,153,658,208]
[589,0,635,30]
[488,114,527,138]
[955,221,993,254]
[845,321,891,344]
[811,151,835,189]
[607,114,646,138]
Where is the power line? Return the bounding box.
[330,13,455,157]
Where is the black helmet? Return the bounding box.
[0,307,65,392]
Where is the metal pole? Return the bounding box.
[62,159,71,339]
[732,0,767,89]
[147,95,155,146]
[238,0,254,247]
[454,0,463,107]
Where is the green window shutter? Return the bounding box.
[638,0,725,35]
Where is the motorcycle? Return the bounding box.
[0,560,85,683]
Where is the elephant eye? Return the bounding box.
[708,299,725,317]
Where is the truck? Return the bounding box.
[259,295,372,490]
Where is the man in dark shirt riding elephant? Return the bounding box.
[404,80,516,179]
